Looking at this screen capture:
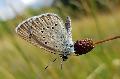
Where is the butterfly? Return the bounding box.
[15,13,95,69]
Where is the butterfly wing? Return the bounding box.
[15,13,68,53]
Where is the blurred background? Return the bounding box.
[0,0,120,79]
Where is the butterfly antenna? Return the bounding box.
[45,58,57,69]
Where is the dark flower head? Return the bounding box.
[74,38,95,55]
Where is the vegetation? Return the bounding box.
[0,0,120,79]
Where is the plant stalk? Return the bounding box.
[94,35,120,45]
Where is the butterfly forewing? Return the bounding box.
[16,13,68,53]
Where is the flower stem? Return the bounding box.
[94,35,120,45]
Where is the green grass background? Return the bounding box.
[0,1,120,79]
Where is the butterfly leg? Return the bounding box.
[60,55,67,70]
[60,59,63,69]
[60,54,69,69]
[45,58,57,69]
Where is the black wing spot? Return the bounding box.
[52,27,54,29]
[70,45,73,47]
[66,44,68,46]
[47,14,50,16]
[36,21,39,23]
[61,35,64,38]
[43,28,45,30]
[52,36,54,38]
[41,15,45,17]
[41,31,44,33]
[43,37,45,38]
[55,23,57,26]
[29,34,32,39]
[45,42,47,44]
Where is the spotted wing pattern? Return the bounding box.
[15,13,68,53]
